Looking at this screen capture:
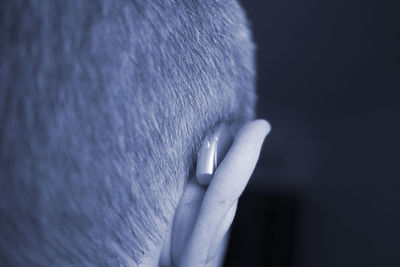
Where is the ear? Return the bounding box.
[160,120,271,267]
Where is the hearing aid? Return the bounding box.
[196,123,234,186]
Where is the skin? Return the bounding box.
[1,1,257,265]
[148,119,271,266]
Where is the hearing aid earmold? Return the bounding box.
[196,124,234,186]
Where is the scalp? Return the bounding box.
[0,0,256,265]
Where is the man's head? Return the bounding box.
[1,0,257,265]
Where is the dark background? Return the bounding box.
[225,0,400,266]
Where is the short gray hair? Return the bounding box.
[0,0,256,265]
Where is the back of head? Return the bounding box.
[0,0,256,265]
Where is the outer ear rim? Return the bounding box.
[179,119,271,267]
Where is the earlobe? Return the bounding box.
[159,177,205,267]
[170,179,206,266]
[206,199,238,262]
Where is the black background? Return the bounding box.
[225,0,400,266]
